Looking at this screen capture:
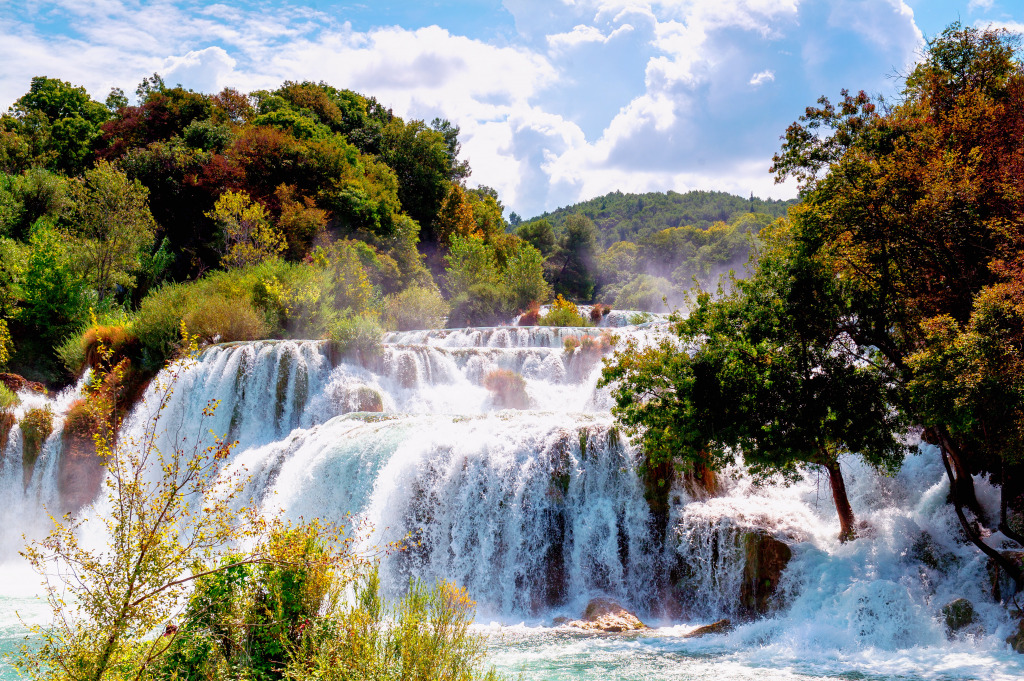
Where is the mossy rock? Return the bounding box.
[941,598,976,634]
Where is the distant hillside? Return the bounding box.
[524,190,797,246]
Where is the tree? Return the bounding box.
[514,218,555,257]
[548,213,598,301]
[207,189,286,269]
[16,222,89,349]
[601,224,907,541]
[71,160,156,302]
[768,22,1024,575]
[9,76,109,174]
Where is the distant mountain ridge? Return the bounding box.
[525,189,797,246]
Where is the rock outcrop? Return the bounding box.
[739,530,792,618]
[941,598,977,635]
[0,373,46,395]
[1007,616,1024,653]
[683,619,733,638]
[565,598,646,633]
[58,433,104,514]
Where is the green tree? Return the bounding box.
[9,76,109,174]
[71,160,156,302]
[601,224,906,541]
[16,222,89,349]
[514,218,556,257]
[548,213,598,301]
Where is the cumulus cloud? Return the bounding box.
[969,0,994,10]
[0,0,944,217]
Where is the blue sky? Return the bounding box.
[2,1,1023,218]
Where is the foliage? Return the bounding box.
[600,224,907,540]
[208,189,287,269]
[538,295,591,328]
[0,168,73,240]
[19,405,53,468]
[384,285,449,331]
[17,343,266,681]
[444,235,549,326]
[611,274,674,313]
[546,214,598,301]
[16,222,90,351]
[529,189,794,247]
[0,317,11,369]
[71,160,157,301]
[328,313,384,362]
[0,382,18,412]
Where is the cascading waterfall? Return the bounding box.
[4,316,1024,680]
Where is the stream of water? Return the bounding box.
[1,315,1022,679]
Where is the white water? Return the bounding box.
[2,319,1023,679]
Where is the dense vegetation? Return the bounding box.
[0,72,779,386]
[603,23,1024,582]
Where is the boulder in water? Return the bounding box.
[941,598,977,634]
[1007,617,1024,653]
[566,598,646,633]
[683,619,733,638]
[739,530,792,618]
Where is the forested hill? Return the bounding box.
[523,190,797,246]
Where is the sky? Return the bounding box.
[2,1,1023,218]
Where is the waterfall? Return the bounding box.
[9,316,1024,681]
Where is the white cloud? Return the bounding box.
[969,0,995,11]
[0,0,941,217]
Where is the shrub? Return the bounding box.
[579,331,616,355]
[518,301,541,326]
[328,314,384,362]
[183,295,270,344]
[563,336,581,353]
[483,369,529,409]
[133,283,191,369]
[539,295,592,328]
[590,303,612,323]
[628,311,655,325]
[0,382,18,411]
[64,398,102,437]
[20,405,53,471]
[384,285,449,331]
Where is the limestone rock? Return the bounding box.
[58,434,104,515]
[683,619,733,638]
[739,530,792,618]
[566,598,646,633]
[941,598,976,634]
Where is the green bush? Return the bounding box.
[154,526,504,681]
[384,285,449,331]
[0,382,18,411]
[184,295,270,344]
[0,318,12,369]
[328,314,384,362]
[20,405,53,470]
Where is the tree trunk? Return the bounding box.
[939,443,1022,594]
[927,426,985,522]
[824,459,857,542]
[1000,458,1024,547]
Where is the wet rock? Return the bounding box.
[683,619,733,638]
[739,531,792,618]
[566,598,646,633]
[987,551,1024,603]
[58,434,104,514]
[909,532,958,574]
[941,598,977,634]
[552,616,569,626]
[1007,617,1024,653]
[354,386,384,412]
[0,373,46,395]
